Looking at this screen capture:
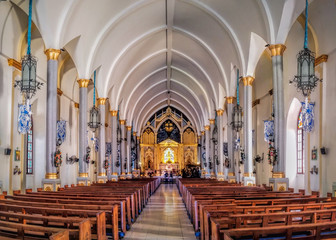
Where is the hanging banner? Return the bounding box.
[18,104,31,134]
[301,102,315,132]
[56,120,66,143]
[106,142,112,155]
[264,120,274,142]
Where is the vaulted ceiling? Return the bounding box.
[11,0,311,133]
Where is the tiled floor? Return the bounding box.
[124,183,196,240]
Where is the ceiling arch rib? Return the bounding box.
[130,87,203,130]
[136,99,201,134]
[133,90,202,133]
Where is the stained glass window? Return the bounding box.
[164,148,174,163]
[297,109,304,174]
[27,119,33,174]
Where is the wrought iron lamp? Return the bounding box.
[231,69,243,132]
[88,71,101,131]
[14,0,43,101]
[290,0,320,97]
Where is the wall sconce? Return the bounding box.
[254,153,264,163]
[66,153,79,165]
[310,165,318,174]
[13,166,21,175]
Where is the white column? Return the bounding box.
[126,126,132,178]
[120,120,126,178]
[110,110,118,181]
[204,125,210,178]
[43,49,62,191]
[209,119,215,177]
[216,109,225,180]
[227,97,236,182]
[97,98,107,182]
[242,76,255,185]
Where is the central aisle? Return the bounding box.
[124,183,196,240]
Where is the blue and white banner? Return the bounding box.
[301,102,315,132]
[57,120,66,143]
[18,104,31,134]
[264,120,274,142]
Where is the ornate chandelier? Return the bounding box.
[164,120,174,133]
[231,68,243,132]
[14,0,43,101]
[88,71,101,131]
[290,0,320,97]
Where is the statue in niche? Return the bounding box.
[184,147,193,165]
[145,148,153,169]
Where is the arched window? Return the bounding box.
[27,118,33,174]
[297,109,304,174]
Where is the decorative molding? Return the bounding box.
[97,98,107,105]
[268,44,286,56]
[272,172,285,178]
[226,96,236,104]
[44,48,61,61]
[216,109,224,116]
[228,172,235,177]
[98,173,106,177]
[201,131,205,135]
[7,58,22,70]
[133,132,137,136]
[79,173,88,178]
[244,172,253,177]
[242,76,255,86]
[77,79,90,88]
[315,54,328,66]
[45,173,57,179]
[126,126,132,131]
[57,88,63,96]
[204,125,210,131]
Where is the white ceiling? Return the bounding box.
[11,0,314,132]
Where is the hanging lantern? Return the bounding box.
[290,0,320,97]
[231,68,243,132]
[88,70,101,131]
[14,0,43,101]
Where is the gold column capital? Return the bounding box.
[74,102,79,108]
[204,125,210,131]
[268,44,286,57]
[119,119,125,125]
[315,54,328,66]
[79,173,89,178]
[216,109,224,116]
[197,135,201,140]
[226,96,236,104]
[133,132,137,136]
[242,76,255,86]
[110,110,118,116]
[201,131,205,135]
[272,172,285,178]
[126,126,132,131]
[77,79,90,88]
[136,136,140,140]
[44,48,61,61]
[97,98,107,105]
[45,173,58,179]
[209,119,215,125]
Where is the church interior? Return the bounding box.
[1,0,336,239]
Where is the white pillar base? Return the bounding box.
[204,173,212,179]
[126,174,133,179]
[228,173,236,183]
[97,176,107,183]
[119,173,127,180]
[269,178,289,191]
[243,176,256,186]
[109,174,119,182]
[42,179,61,191]
[217,174,225,181]
[76,177,90,186]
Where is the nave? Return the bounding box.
[124,184,196,240]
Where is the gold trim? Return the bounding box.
[217,172,224,176]
[136,136,140,140]
[119,120,125,125]
[74,102,79,108]
[216,109,224,116]
[79,173,88,178]
[272,172,285,178]
[44,48,61,61]
[45,173,58,179]
[110,110,118,116]
[209,119,215,124]
[97,98,107,105]
[201,131,205,135]
[133,132,137,136]
[204,125,210,131]
[126,126,132,131]
[244,173,253,177]
[228,172,235,177]
[98,173,106,177]
[315,54,328,66]
[8,58,22,70]
[77,79,90,88]
[57,88,63,96]
[242,76,255,86]
[112,173,118,176]
[226,96,235,104]
[268,44,286,56]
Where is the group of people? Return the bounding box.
[163,171,174,183]
[181,166,200,178]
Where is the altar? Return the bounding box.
[159,163,179,175]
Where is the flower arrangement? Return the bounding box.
[104,159,109,170]
[54,149,62,167]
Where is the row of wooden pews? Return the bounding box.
[177,178,336,240]
[0,178,160,239]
